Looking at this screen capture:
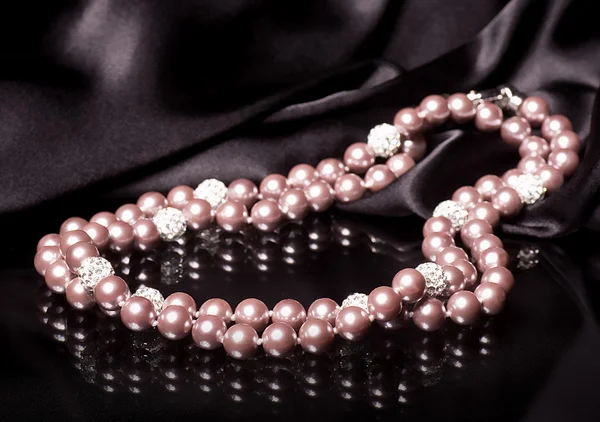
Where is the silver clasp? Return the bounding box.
[467,85,524,113]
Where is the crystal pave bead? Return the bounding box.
[152,207,187,241]
[367,123,402,158]
[432,200,469,232]
[133,285,165,314]
[193,179,228,209]
[341,293,369,312]
[416,262,448,297]
[78,257,114,291]
[506,173,546,204]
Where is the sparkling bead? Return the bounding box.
[415,262,448,297]
[341,293,369,312]
[77,257,114,291]
[432,200,469,232]
[506,173,546,204]
[133,285,165,314]
[152,207,187,241]
[193,179,228,209]
[367,123,402,158]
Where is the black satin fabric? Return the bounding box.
[1,0,599,238]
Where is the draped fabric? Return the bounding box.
[1,0,599,238]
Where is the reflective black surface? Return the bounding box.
[2,213,600,421]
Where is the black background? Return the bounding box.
[2,0,600,420]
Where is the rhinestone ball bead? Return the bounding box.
[432,200,469,232]
[152,207,187,241]
[416,262,448,297]
[506,173,546,204]
[133,285,165,314]
[367,123,402,158]
[341,293,369,312]
[78,257,114,291]
[193,179,228,209]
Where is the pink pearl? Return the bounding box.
[35,246,61,276]
[65,241,99,272]
[492,187,523,217]
[90,212,117,228]
[386,153,415,177]
[272,299,307,331]
[164,292,197,316]
[548,149,579,177]
[474,282,506,315]
[37,234,61,251]
[107,221,135,253]
[132,219,160,251]
[223,324,259,360]
[421,233,454,261]
[364,164,396,192]
[304,180,335,212]
[367,286,402,322]
[334,173,366,203]
[393,107,424,134]
[550,130,581,153]
[251,199,283,232]
[452,259,478,288]
[477,246,509,272]
[167,185,194,209]
[475,102,503,132]
[59,230,92,256]
[519,96,550,127]
[157,305,193,340]
[413,298,446,332]
[121,296,156,331]
[60,217,87,235]
[452,186,482,209]
[475,175,504,200]
[501,169,522,186]
[481,266,515,292]
[136,192,167,217]
[65,278,95,310]
[541,115,572,140]
[198,298,233,321]
[535,164,565,192]
[82,222,110,250]
[115,204,144,225]
[401,136,427,161]
[227,179,259,209]
[344,142,375,174]
[447,291,481,325]
[447,93,476,123]
[436,246,469,265]
[44,259,74,293]
[517,156,545,174]
[500,116,532,146]
[234,298,270,332]
[468,202,501,228]
[335,306,371,341]
[316,158,346,185]
[259,174,288,200]
[192,315,227,350]
[519,136,550,158]
[419,95,450,125]
[94,275,130,311]
[288,164,319,188]
[298,318,334,354]
[423,216,454,237]
[471,233,504,260]
[215,200,248,232]
[261,322,298,358]
[307,298,339,326]
[391,268,426,303]
[278,188,309,220]
[460,218,493,248]
[182,198,213,230]
[442,265,465,295]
